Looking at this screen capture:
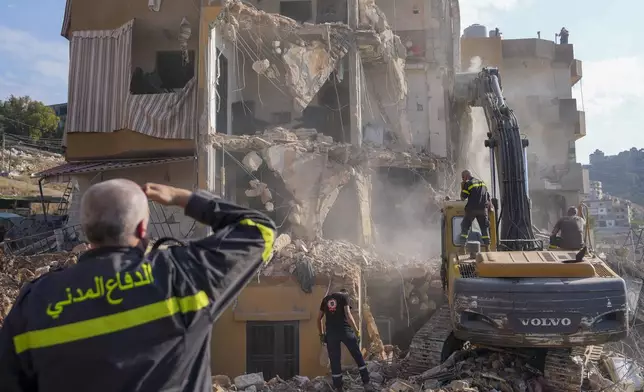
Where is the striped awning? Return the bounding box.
[65,19,197,140]
[61,0,72,38]
[33,156,195,178]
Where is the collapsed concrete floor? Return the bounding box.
[213,126,450,248]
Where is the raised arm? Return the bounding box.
[460,181,469,201]
[144,184,276,321]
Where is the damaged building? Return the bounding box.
[27,0,461,380]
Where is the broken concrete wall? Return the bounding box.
[218,0,417,149]
[362,62,412,147]
[213,127,446,243]
[263,143,352,240]
[217,0,351,116]
[322,179,362,244]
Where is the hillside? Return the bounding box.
[0,146,66,197]
[588,148,644,205]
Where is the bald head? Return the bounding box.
[80,179,149,248]
[461,170,472,181]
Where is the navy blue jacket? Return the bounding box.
[0,190,276,392]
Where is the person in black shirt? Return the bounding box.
[550,206,585,250]
[459,170,491,245]
[318,289,371,391]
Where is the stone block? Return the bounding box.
[242,151,263,172]
[234,373,265,390]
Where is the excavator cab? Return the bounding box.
[440,201,498,257]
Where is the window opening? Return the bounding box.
[247,321,299,379]
[452,216,481,246]
[279,1,312,23]
[156,50,195,90]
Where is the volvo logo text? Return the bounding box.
[519,317,572,327]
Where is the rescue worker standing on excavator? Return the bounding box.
[0,179,276,392]
[459,170,491,245]
[550,206,585,250]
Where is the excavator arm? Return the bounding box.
[454,68,539,251]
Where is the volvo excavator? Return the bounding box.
[405,68,629,391]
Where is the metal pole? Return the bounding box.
[348,0,362,146]
[39,177,48,221]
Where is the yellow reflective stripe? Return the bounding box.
[481,236,490,239]
[13,291,209,354]
[461,190,470,195]
[467,182,486,191]
[240,218,275,264]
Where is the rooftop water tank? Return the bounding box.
[463,24,487,38]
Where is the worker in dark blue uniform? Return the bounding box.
[318,289,371,392]
[0,179,276,392]
[459,169,491,245]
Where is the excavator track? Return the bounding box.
[404,305,454,376]
[543,345,603,392]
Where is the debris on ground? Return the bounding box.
[0,251,77,326]
[0,146,63,179]
[217,347,644,392]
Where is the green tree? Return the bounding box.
[0,95,60,140]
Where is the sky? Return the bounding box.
[0,0,642,163]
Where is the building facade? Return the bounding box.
[48,103,68,133]
[460,25,587,229]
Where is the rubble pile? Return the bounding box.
[0,145,63,178]
[219,347,644,392]
[265,235,438,279]
[0,251,77,326]
[218,0,352,111]
[214,127,444,169]
[408,349,548,392]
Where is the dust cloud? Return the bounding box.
[371,172,443,260]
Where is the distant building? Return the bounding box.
[589,180,603,200]
[586,181,632,233]
[48,103,67,132]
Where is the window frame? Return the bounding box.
[451,216,482,246]
[246,321,300,379]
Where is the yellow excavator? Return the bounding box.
[405,68,629,392]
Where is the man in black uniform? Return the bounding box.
[0,179,276,392]
[459,170,491,245]
[550,206,585,250]
[318,289,370,392]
